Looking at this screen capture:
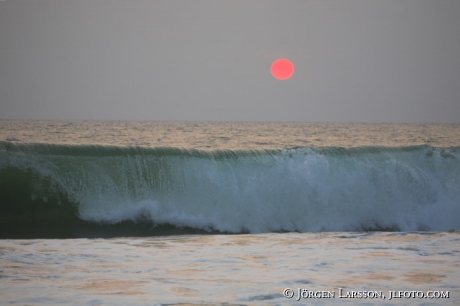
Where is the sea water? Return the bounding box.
[0,120,459,304]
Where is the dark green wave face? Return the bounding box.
[1,141,460,238]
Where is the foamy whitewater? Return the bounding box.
[1,121,460,304]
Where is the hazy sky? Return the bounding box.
[1,0,459,122]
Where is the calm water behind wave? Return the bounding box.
[1,120,460,149]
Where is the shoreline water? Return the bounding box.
[1,232,459,305]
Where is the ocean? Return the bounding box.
[1,120,459,305]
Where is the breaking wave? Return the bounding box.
[1,141,459,238]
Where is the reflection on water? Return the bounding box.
[0,232,459,304]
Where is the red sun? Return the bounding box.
[271,58,295,80]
